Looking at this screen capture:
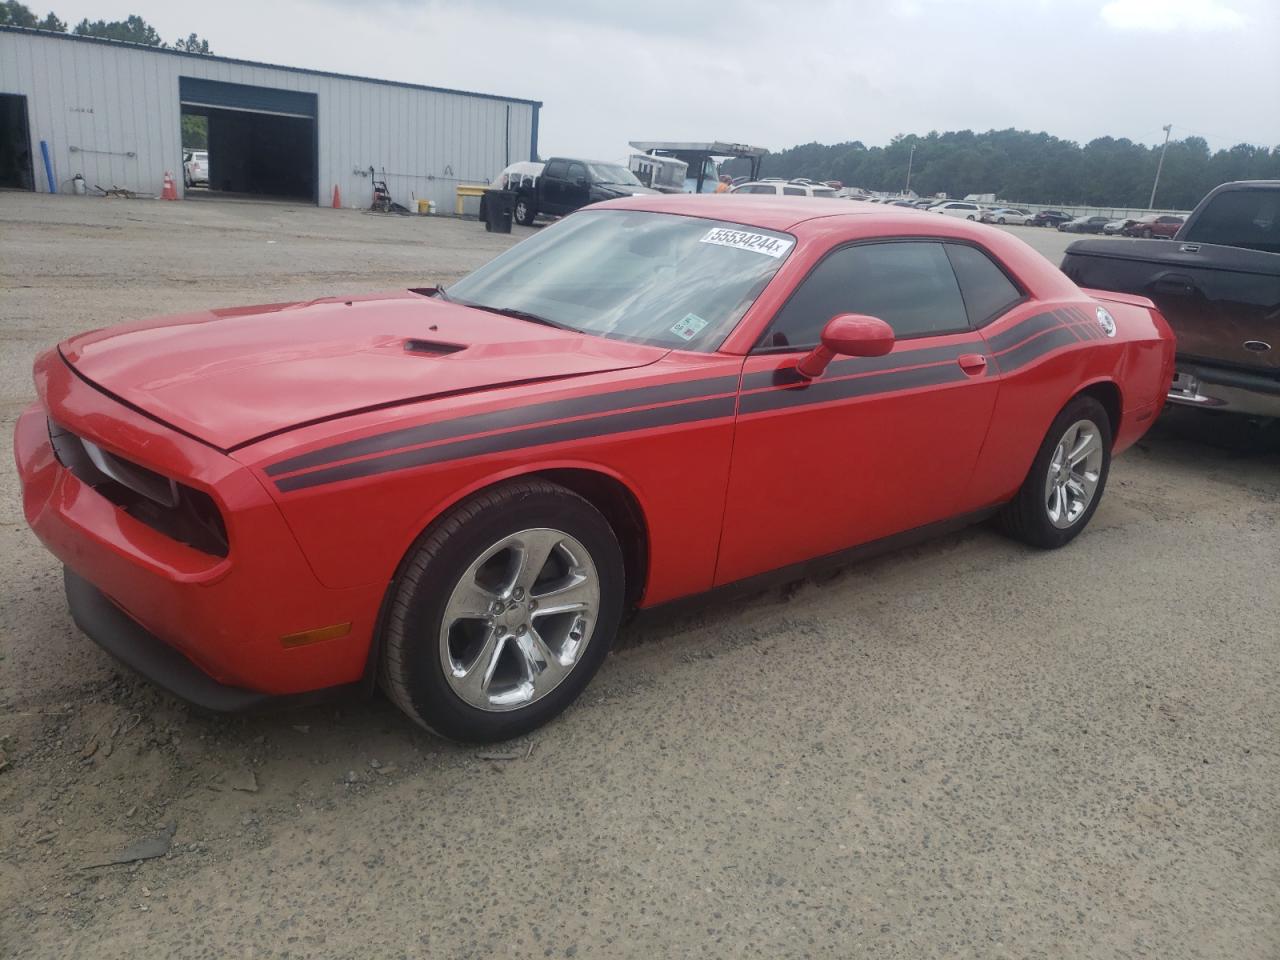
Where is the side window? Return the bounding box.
[748,184,776,194]
[944,243,1023,326]
[566,162,587,183]
[759,241,970,349]
[783,186,805,196]
[544,159,567,180]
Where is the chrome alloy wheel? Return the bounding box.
[1044,419,1104,529]
[439,528,600,712]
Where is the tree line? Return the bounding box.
[724,128,1280,210]
[0,2,212,53]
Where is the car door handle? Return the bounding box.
[957,353,987,375]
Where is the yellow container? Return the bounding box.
[417,199,431,214]
[455,184,487,216]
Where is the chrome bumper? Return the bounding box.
[1167,366,1280,419]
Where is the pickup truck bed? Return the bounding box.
[1061,181,1280,418]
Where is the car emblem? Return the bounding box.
[1243,340,1272,353]
[1096,306,1117,338]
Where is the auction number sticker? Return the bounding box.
[699,227,794,258]
[670,313,709,341]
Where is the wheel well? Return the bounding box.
[1076,381,1122,442]
[533,468,649,609]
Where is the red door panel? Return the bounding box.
[716,332,998,586]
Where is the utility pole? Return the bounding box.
[1148,124,1172,209]
[904,143,915,196]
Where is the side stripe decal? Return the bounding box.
[267,375,741,477]
[276,395,737,492]
[269,308,1091,492]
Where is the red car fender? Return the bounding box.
[384,456,654,588]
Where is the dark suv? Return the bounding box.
[513,158,658,225]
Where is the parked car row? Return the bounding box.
[731,178,840,198]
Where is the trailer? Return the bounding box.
[628,140,767,194]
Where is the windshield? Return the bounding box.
[445,210,795,350]
[588,163,643,187]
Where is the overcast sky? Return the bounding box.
[46,0,1280,157]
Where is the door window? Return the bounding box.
[759,241,970,349]
[544,159,568,180]
[566,162,587,184]
[944,243,1023,326]
[783,186,805,196]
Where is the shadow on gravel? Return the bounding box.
[1139,405,1280,462]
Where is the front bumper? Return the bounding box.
[14,353,386,699]
[1167,363,1280,419]
[64,566,300,711]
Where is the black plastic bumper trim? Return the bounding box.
[63,567,359,713]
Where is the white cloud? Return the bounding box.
[1100,0,1247,31]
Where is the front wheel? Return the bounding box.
[379,479,624,742]
[997,395,1112,549]
[966,214,976,220]
[997,217,1007,225]
[514,196,537,226]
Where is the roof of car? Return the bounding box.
[597,194,927,230]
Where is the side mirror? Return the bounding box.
[796,314,895,379]
[575,176,589,188]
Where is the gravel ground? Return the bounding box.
[1,194,1277,959]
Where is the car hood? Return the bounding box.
[59,291,668,450]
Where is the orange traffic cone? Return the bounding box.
[332,184,342,208]
[161,171,178,201]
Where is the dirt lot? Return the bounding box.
[1,194,1277,959]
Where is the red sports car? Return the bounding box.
[15,197,1175,741]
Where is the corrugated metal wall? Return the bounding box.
[0,29,538,209]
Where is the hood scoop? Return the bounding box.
[403,338,465,357]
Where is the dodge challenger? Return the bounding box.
[14,196,1175,741]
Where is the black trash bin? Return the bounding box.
[483,189,514,233]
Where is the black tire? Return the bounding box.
[514,195,537,226]
[1141,228,1153,239]
[997,395,1112,549]
[997,217,1007,225]
[379,479,625,742]
[966,214,976,221]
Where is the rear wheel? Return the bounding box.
[379,479,624,742]
[966,214,976,220]
[998,395,1112,549]
[514,195,537,226]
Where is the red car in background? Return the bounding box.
[15,197,1175,741]
[1122,214,1185,238]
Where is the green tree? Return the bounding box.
[755,128,1280,208]
[173,32,212,54]
[73,14,164,45]
[0,1,54,26]
[181,114,208,149]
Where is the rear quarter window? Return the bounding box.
[944,244,1024,325]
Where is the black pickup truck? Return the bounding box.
[512,157,658,226]
[1061,181,1280,418]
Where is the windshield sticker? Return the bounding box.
[670,313,709,341]
[699,227,794,259]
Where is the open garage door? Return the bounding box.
[0,93,35,191]
[179,77,317,203]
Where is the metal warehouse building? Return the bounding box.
[0,26,540,208]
